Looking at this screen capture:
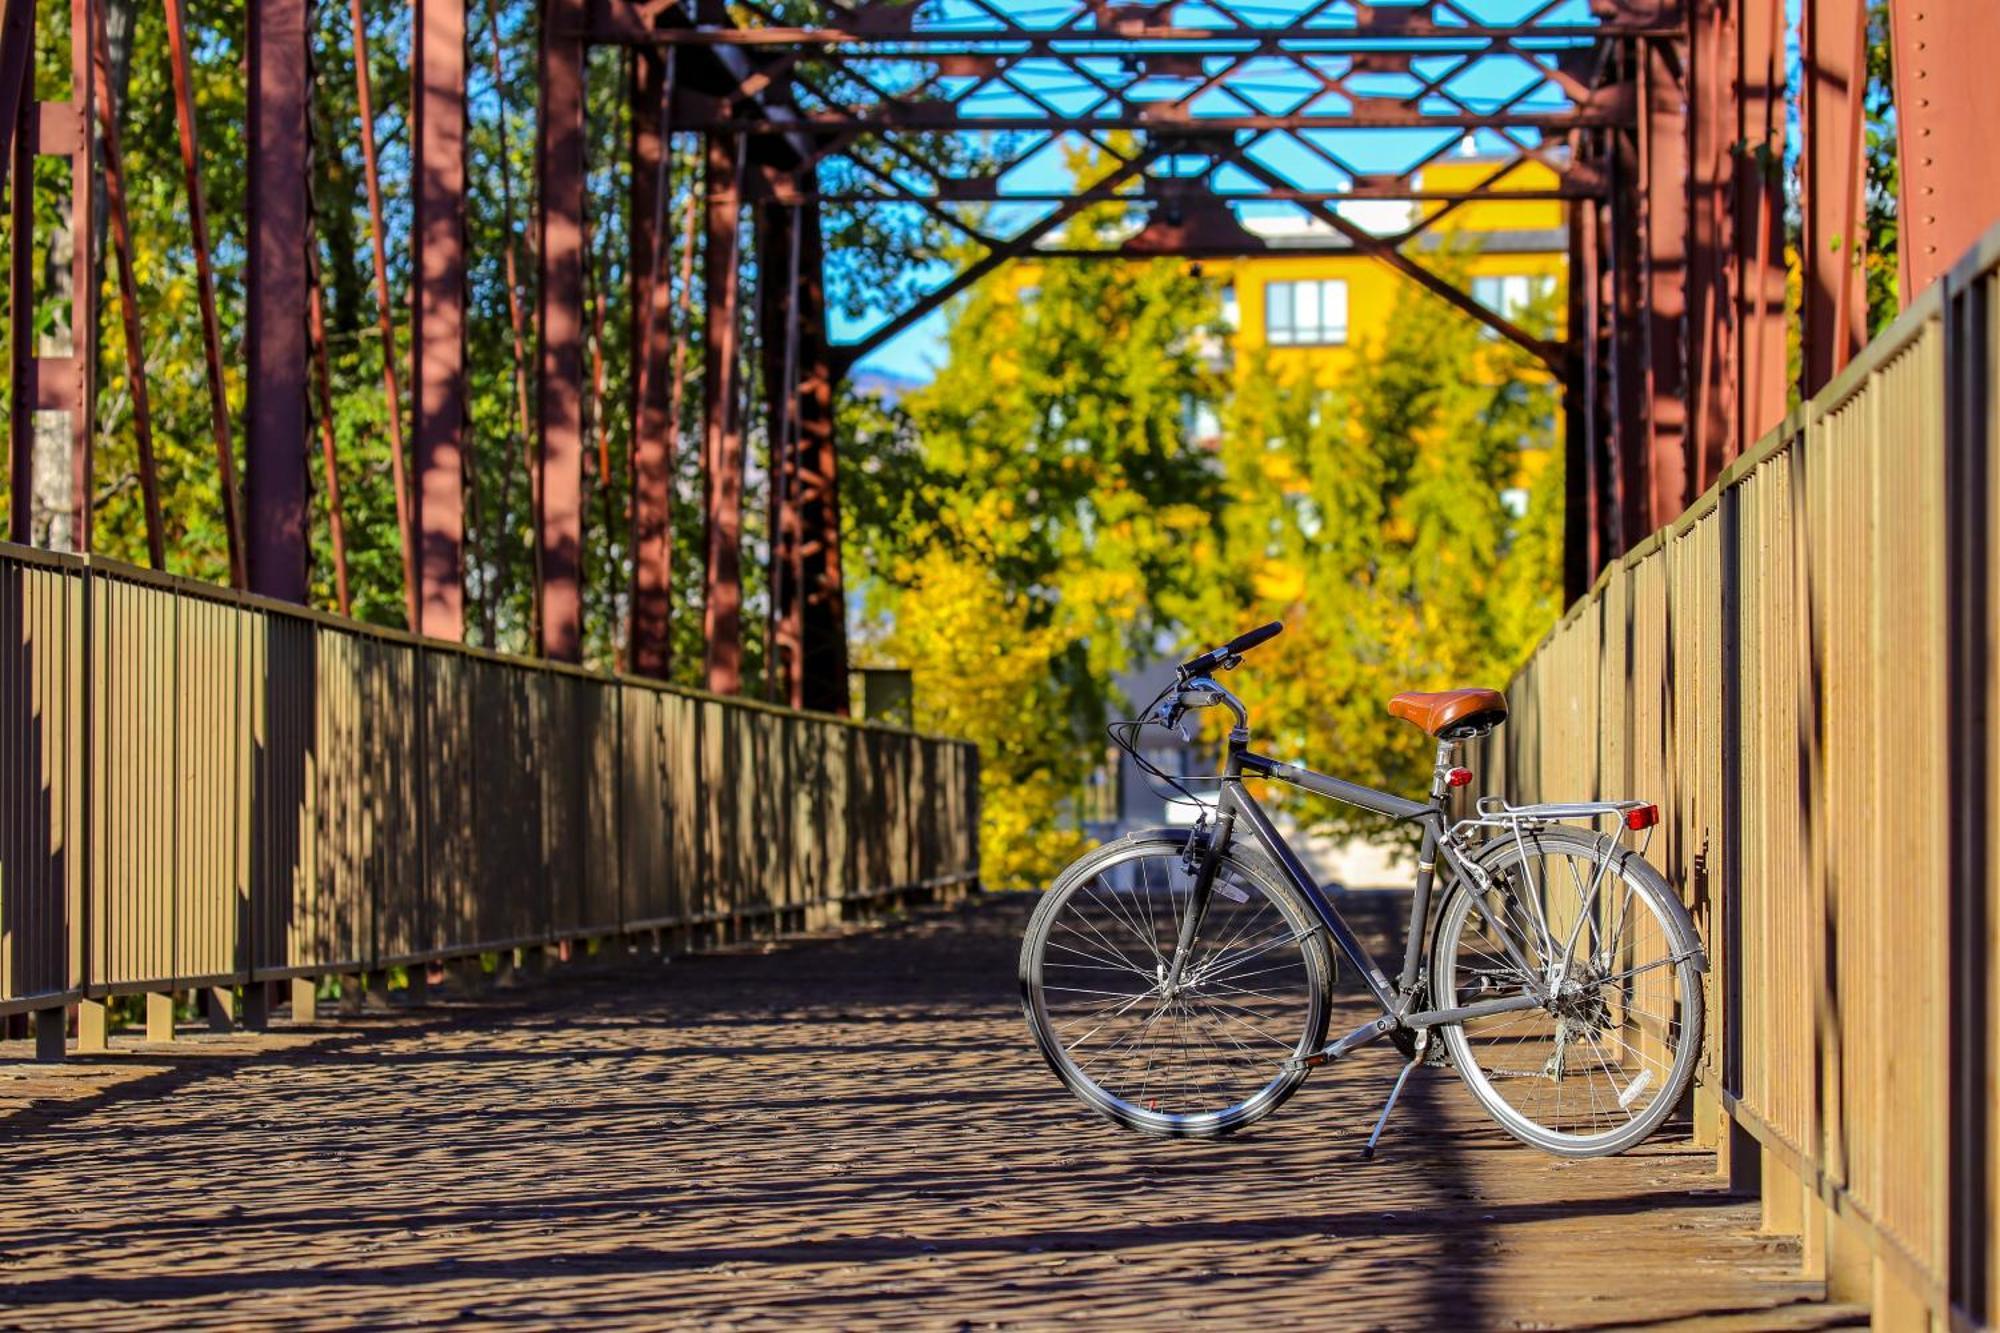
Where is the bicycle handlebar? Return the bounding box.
[1177,621,1283,678]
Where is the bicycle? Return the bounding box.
[1018,621,1707,1159]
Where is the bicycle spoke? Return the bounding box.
[1030,848,1324,1132]
[1439,837,1697,1151]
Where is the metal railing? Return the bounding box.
[1477,224,2000,1326]
[0,546,980,1031]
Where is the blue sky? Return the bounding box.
[831,0,1600,381]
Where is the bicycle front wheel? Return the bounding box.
[1432,826,1704,1158]
[1020,835,1333,1138]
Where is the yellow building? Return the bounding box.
[1210,153,1567,388]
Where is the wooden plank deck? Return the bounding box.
[0,893,1863,1329]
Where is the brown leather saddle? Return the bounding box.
[1387,688,1508,739]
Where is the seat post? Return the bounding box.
[1428,737,1458,802]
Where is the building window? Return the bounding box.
[1265,279,1348,346]
[1471,273,1556,320]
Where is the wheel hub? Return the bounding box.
[1546,959,1611,1031]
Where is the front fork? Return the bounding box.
[1164,809,1235,993]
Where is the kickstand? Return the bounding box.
[1361,1056,1422,1160]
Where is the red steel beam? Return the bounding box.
[307,265,353,615]
[701,130,746,693]
[611,20,1678,46]
[1686,0,1734,497]
[628,49,676,679]
[0,0,31,191]
[6,0,33,544]
[1607,128,1644,559]
[759,196,803,706]
[245,0,311,602]
[788,185,1599,206]
[1562,196,1593,603]
[162,0,245,584]
[348,0,418,628]
[6,38,29,543]
[65,0,94,553]
[792,199,847,715]
[413,0,467,641]
[1889,0,2000,301]
[1799,0,1867,396]
[672,105,1620,135]
[1736,0,1787,456]
[480,0,539,639]
[7,0,96,552]
[1638,38,1689,531]
[835,145,1161,369]
[91,0,163,568]
[537,0,588,662]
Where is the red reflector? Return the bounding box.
[1625,804,1659,831]
[1445,767,1473,788]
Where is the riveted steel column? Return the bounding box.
[1890,0,2000,302]
[628,49,674,679]
[1563,195,1595,603]
[701,130,745,694]
[759,192,802,706]
[537,0,586,661]
[1799,0,1867,395]
[1638,35,1689,531]
[6,0,95,554]
[1736,0,1788,453]
[1607,122,1645,558]
[6,0,30,543]
[413,0,466,641]
[63,0,94,553]
[1686,0,1735,495]
[793,201,847,716]
[246,0,310,601]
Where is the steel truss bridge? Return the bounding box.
[0,0,1996,1327]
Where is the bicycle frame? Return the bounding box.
[1164,681,1552,1068]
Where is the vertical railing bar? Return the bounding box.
[168,577,180,989]
[76,556,90,1006]
[407,643,423,980]
[1719,474,1743,1106]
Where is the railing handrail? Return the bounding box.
[0,545,982,1034]
[0,540,967,747]
[1488,214,2000,1327]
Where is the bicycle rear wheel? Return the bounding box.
[1431,826,1704,1158]
[1020,835,1333,1138]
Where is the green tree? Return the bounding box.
[845,252,1225,888]
[1173,265,1564,836]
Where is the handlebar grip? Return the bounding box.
[1179,620,1284,676]
[1225,621,1283,656]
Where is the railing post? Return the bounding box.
[76,998,106,1051]
[1944,260,1993,1324]
[145,992,174,1042]
[1715,476,1758,1194]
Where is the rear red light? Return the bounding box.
[1624,804,1659,831]
[1445,767,1473,788]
